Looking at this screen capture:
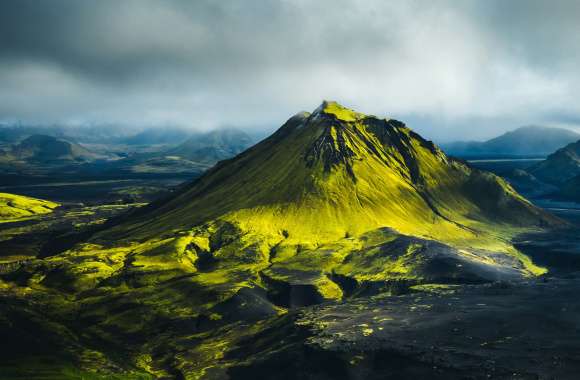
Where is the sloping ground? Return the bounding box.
[0,102,565,378]
[0,193,59,221]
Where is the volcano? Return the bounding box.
[47,101,561,302]
[0,102,563,378]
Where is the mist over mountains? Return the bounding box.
[442,126,580,158]
[3,1,580,140]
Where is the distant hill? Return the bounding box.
[99,129,255,175]
[10,135,103,163]
[442,126,580,158]
[530,140,580,185]
[166,128,254,164]
[120,127,193,146]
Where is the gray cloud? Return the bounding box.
[1,0,579,141]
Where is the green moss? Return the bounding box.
[0,192,59,222]
[410,283,461,294]
[0,101,560,377]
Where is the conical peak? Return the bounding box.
[312,100,366,122]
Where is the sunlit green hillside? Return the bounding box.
[0,102,563,378]
[0,192,59,221]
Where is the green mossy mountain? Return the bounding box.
[0,102,563,378]
[111,101,554,241]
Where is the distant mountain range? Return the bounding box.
[0,127,256,177]
[442,126,580,158]
[167,128,254,164]
[478,138,580,202]
[117,127,193,146]
[526,140,580,201]
[0,134,107,174]
[107,129,256,175]
[0,123,253,150]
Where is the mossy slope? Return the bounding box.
[0,192,59,221]
[109,101,555,242]
[0,102,563,378]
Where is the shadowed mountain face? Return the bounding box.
[0,102,564,377]
[558,175,580,201]
[530,140,580,184]
[442,126,580,158]
[526,140,580,201]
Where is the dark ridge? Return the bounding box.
[304,121,357,180]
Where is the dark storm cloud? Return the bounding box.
[1,0,579,140]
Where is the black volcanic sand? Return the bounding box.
[228,278,580,380]
[226,227,580,379]
[515,228,580,276]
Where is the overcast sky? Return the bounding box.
[1,0,580,141]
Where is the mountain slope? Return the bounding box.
[530,140,580,184]
[0,102,563,377]
[112,102,554,243]
[443,126,580,157]
[0,193,59,221]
